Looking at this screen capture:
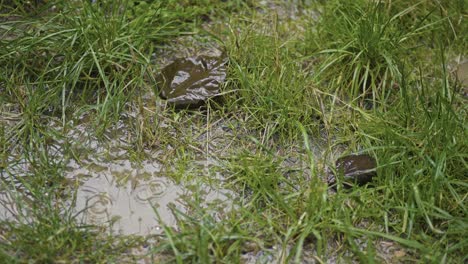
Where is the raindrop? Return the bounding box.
[135,179,167,203]
[87,193,112,215]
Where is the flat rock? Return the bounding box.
[157,55,227,109]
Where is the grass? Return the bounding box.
[1,0,467,263]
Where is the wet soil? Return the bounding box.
[65,113,236,236]
[1,94,403,261]
[0,2,423,261]
[157,55,228,109]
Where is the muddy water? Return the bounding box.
[0,190,21,220]
[0,153,36,222]
[0,105,409,262]
[68,159,182,235]
[0,111,235,236]
[64,116,234,236]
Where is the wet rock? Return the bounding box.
[328,154,377,189]
[157,55,228,109]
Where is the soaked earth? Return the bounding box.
[0,106,237,236]
[0,48,412,262]
[64,115,235,236]
[1,2,447,262]
[158,54,228,109]
[0,105,406,262]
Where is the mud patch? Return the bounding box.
[157,54,228,109]
[64,116,235,236]
[69,162,234,236]
[0,188,22,221]
[71,169,183,236]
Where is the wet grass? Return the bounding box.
[1,0,467,263]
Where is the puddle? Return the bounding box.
[67,157,178,235]
[64,115,235,236]
[0,154,37,222]
[72,172,183,235]
[258,0,320,21]
[0,189,21,221]
[0,111,236,237]
[68,158,234,235]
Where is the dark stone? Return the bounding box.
[157,55,228,109]
[328,154,377,189]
